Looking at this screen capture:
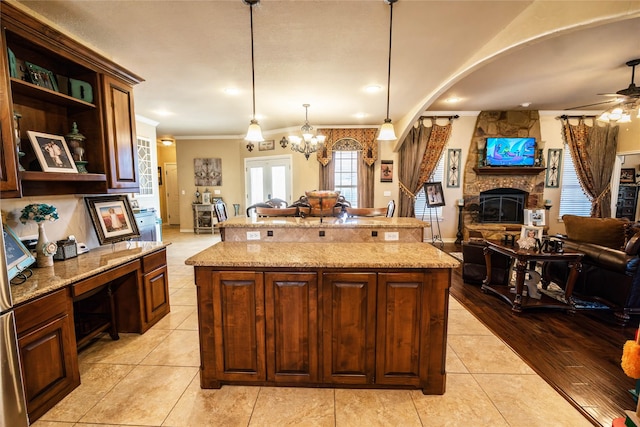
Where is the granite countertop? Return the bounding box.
[221,216,430,229]
[185,242,459,269]
[11,241,169,306]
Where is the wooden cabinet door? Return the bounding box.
[375,272,427,387]
[211,271,266,382]
[321,272,376,384]
[265,272,318,383]
[142,265,170,330]
[102,74,138,191]
[15,290,79,423]
[0,31,20,196]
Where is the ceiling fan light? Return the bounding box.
[377,119,397,141]
[618,113,632,123]
[636,108,640,119]
[245,119,264,142]
[597,112,610,123]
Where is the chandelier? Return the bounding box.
[280,104,326,160]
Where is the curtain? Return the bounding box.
[358,151,374,207]
[561,117,618,217]
[319,160,335,190]
[397,118,452,217]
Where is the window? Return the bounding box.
[414,154,445,219]
[334,151,358,207]
[136,137,153,195]
[559,145,591,218]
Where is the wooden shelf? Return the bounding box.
[20,171,106,182]
[11,78,96,109]
[473,167,546,175]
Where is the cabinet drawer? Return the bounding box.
[135,212,156,229]
[15,289,69,336]
[71,260,139,298]
[143,249,166,274]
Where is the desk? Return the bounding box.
[12,242,170,422]
[482,240,583,313]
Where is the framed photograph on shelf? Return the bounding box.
[380,160,393,182]
[423,182,445,208]
[25,62,58,91]
[258,140,275,151]
[620,168,636,184]
[27,131,78,173]
[85,195,140,245]
[524,209,546,226]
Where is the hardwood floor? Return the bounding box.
[445,243,638,427]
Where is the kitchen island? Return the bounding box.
[186,238,458,394]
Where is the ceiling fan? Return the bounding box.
[567,58,640,110]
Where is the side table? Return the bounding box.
[482,240,584,313]
[192,203,217,234]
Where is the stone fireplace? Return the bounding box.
[461,111,545,240]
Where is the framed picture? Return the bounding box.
[3,224,35,281]
[194,158,222,186]
[545,149,562,188]
[524,209,546,226]
[25,61,58,91]
[158,166,163,185]
[380,160,393,182]
[85,195,140,245]
[520,225,544,241]
[446,149,461,187]
[620,168,636,184]
[27,131,78,173]
[423,182,445,208]
[259,140,275,151]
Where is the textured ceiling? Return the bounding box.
[12,0,640,140]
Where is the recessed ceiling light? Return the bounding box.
[365,85,382,93]
[224,87,240,95]
[354,112,368,119]
[445,97,461,104]
[154,109,174,117]
[520,102,531,107]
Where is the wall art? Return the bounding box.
[545,148,562,188]
[380,160,393,182]
[446,148,461,187]
[194,158,222,186]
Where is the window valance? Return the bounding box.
[316,128,378,166]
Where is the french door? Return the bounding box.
[245,155,292,206]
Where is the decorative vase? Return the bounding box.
[36,222,56,267]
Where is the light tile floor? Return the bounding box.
[33,227,593,427]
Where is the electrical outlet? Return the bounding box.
[247,231,260,240]
[383,191,391,196]
[214,189,221,194]
[384,231,399,241]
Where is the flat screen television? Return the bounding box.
[485,137,536,166]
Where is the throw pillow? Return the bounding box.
[562,215,628,250]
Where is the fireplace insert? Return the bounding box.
[478,188,527,223]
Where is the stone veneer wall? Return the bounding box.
[462,111,545,240]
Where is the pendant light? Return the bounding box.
[244,0,263,149]
[377,0,398,141]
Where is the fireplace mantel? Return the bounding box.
[473,167,546,176]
